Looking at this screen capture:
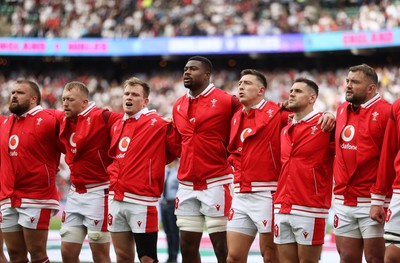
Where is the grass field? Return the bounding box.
[50,217,62,230]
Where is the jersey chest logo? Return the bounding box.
[341,125,355,142]
[9,135,19,150]
[240,128,252,142]
[69,132,76,147]
[118,137,130,152]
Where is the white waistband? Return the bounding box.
[0,198,59,210]
[109,191,159,206]
[233,181,277,193]
[335,195,391,207]
[179,174,233,190]
[274,203,329,218]
[71,181,110,193]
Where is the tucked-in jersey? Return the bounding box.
[173,84,241,190]
[227,100,290,193]
[108,108,180,206]
[371,99,400,204]
[334,94,391,206]
[59,102,121,193]
[0,106,63,209]
[274,111,335,218]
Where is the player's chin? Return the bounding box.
[345,94,353,102]
[183,82,192,89]
[238,97,247,104]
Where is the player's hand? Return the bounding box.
[369,205,386,224]
[163,117,172,123]
[278,100,289,109]
[318,112,335,132]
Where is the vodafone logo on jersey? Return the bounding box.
[340,125,357,150]
[118,137,130,152]
[341,125,355,142]
[69,132,76,147]
[240,128,252,142]
[69,132,77,153]
[9,135,19,150]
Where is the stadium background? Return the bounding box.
[0,0,399,262]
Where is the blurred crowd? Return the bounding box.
[1,0,399,38]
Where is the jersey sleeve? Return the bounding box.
[280,108,292,128]
[231,95,241,115]
[51,109,66,154]
[165,123,182,164]
[103,110,123,129]
[371,103,398,204]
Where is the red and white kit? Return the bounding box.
[173,84,241,190]
[173,84,240,218]
[371,99,400,233]
[59,102,121,193]
[226,100,289,236]
[334,94,391,207]
[1,107,63,230]
[274,110,334,218]
[228,99,289,194]
[274,110,334,245]
[107,108,179,233]
[371,99,400,204]
[0,106,63,210]
[59,102,121,232]
[333,94,391,237]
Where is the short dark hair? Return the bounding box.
[349,64,378,84]
[240,69,267,88]
[64,81,89,98]
[294,77,319,97]
[188,56,213,73]
[123,77,150,98]
[16,79,41,105]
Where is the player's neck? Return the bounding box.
[293,108,313,122]
[189,83,209,98]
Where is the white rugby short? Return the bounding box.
[107,199,158,233]
[227,191,273,236]
[333,203,384,238]
[175,184,232,217]
[274,213,326,245]
[1,207,56,230]
[61,188,109,232]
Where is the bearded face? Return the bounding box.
[9,84,33,116]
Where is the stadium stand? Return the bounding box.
[0,0,399,38]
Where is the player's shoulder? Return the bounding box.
[212,87,234,98]
[392,99,400,111]
[377,98,392,108]
[142,110,169,126]
[373,98,392,113]
[173,94,186,106]
[41,108,64,119]
[264,100,282,110]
